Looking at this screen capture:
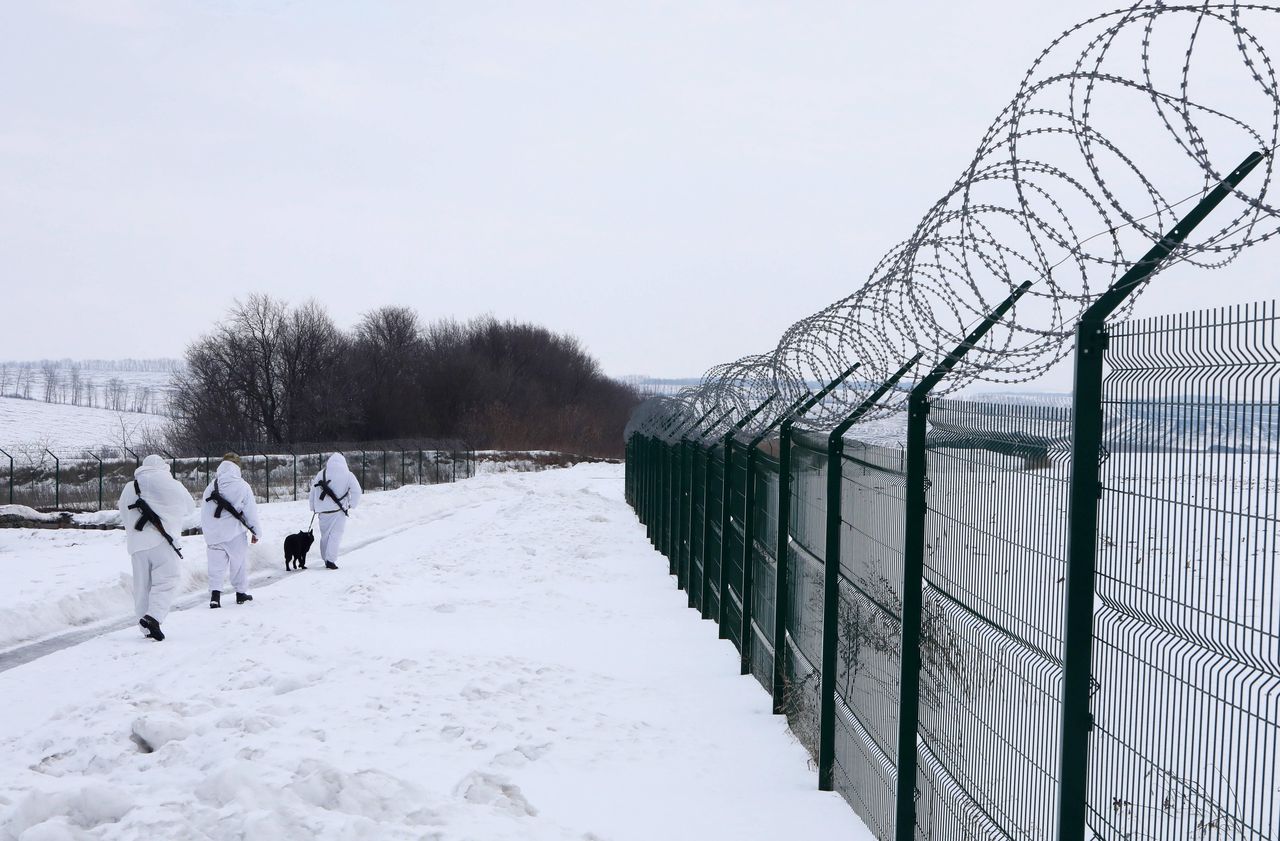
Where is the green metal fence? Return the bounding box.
[624,299,1278,840]
[0,441,476,512]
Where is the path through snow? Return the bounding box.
[0,464,871,840]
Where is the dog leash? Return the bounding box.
[307,512,316,531]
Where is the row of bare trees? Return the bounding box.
[0,363,161,413]
[168,295,640,457]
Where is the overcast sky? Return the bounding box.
[2,1,1276,388]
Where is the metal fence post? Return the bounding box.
[770,365,861,713]
[771,421,795,713]
[717,433,734,636]
[886,285,1031,835]
[1053,149,1262,841]
[715,395,777,637]
[699,441,714,615]
[740,443,759,673]
[817,420,846,790]
[689,441,703,610]
[670,441,680,563]
[0,448,12,506]
[258,449,270,502]
[87,451,103,510]
[677,439,690,590]
[290,451,298,501]
[44,449,60,509]
[740,393,809,677]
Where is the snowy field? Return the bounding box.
[0,396,165,450]
[0,464,870,840]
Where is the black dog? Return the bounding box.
[283,530,315,571]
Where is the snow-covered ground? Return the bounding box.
[0,396,165,450]
[0,464,871,840]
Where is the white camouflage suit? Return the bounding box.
[200,460,262,594]
[118,455,195,624]
[308,453,362,566]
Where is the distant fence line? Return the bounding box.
[0,440,476,512]
[626,298,1278,839]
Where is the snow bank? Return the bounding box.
[0,465,872,840]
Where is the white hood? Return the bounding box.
[325,453,351,478]
[216,460,243,481]
[118,455,195,555]
[200,458,261,543]
[309,452,363,513]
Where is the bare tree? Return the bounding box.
[17,366,33,399]
[68,364,83,406]
[170,295,350,446]
[351,305,424,439]
[110,378,127,411]
[131,385,154,414]
[40,362,60,403]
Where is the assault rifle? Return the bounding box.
[206,479,258,537]
[128,480,184,558]
[314,469,350,517]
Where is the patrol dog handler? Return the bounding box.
[307,452,362,569]
[200,452,262,609]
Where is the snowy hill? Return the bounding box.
[0,465,872,840]
[0,396,166,451]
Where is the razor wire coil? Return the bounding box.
[629,2,1280,441]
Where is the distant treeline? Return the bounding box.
[168,295,641,458]
[0,362,166,414]
[0,358,182,373]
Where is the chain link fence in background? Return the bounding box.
[626,300,1278,840]
[0,440,476,512]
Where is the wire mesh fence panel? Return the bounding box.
[690,448,706,614]
[722,445,748,651]
[1088,301,1280,840]
[788,431,828,663]
[915,399,1073,839]
[831,438,908,837]
[680,444,694,591]
[5,447,140,512]
[621,299,1278,839]
[704,446,724,623]
[0,442,477,517]
[169,454,212,501]
[782,430,828,762]
[750,453,780,693]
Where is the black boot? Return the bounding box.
[140,615,164,641]
[210,590,221,609]
[236,592,253,604]
[325,561,338,570]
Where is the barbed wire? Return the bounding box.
[631,2,1280,441]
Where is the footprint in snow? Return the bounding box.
[453,771,538,817]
